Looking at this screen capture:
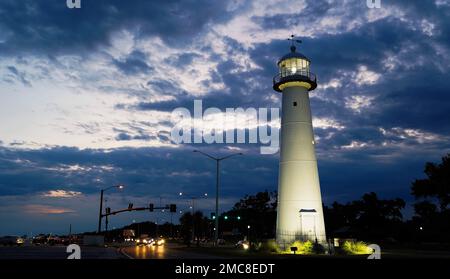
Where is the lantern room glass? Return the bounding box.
[279,58,310,78]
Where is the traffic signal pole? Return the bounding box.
[102,204,177,218]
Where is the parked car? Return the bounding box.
[0,236,24,246]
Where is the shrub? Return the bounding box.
[284,240,314,254]
[342,241,372,255]
[256,239,325,255]
[254,239,281,253]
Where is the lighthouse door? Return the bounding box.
[299,209,317,241]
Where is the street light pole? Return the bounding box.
[193,150,243,245]
[98,189,104,233]
[215,159,219,244]
[192,198,196,243]
[179,192,208,244]
[97,184,124,233]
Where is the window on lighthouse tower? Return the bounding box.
[279,58,310,78]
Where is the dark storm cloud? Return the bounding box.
[115,132,132,141]
[252,0,334,30]
[254,6,450,141]
[0,146,278,202]
[115,131,154,141]
[123,6,450,158]
[0,0,229,55]
[113,50,154,75]
[121,37,279,113]
[164,52,202,68]
[0,141,436,221]
[131,89,262,113]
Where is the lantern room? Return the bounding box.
[273,45,317,92]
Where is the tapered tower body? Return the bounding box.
[273,43,326,247]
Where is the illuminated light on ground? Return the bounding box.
[342,241,373,255]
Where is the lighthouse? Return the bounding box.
[273,37,326,246]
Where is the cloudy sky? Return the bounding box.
[0,0,449,235]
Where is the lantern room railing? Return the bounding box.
[273,70,317,85]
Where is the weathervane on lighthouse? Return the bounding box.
[274,35,326,247]
[287,34,302,48]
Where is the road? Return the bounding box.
[121,244,450,259]
[121,243,224,259]
[0,245,123,259]
[2,244,449,259]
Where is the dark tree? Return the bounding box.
[412,154,450,211]
[233,191,277,212]
[179,211,210,246]
[221,191,277,240]
[324,192,405,241]
[414,201,437,219]
[410,154,450,242]
[179,212,193,246]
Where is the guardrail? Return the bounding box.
[273,70,317,85]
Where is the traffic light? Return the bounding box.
[170,204,176,213]
[237,216,241,220]
[128,203,133,210]
[211,212,216,220]
[224,215,228,220]
[149,203,154,212]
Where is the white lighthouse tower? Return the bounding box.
[273,37,326,247]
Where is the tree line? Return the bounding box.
[179,153,450,245]
[104,154,450,246]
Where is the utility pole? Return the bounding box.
[193,150,243,245]
[98,189,104,233]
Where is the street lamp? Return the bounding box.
[98,184,124,233]
[179,192,209,214]
[179,192,208,243]
[193,150,243,245]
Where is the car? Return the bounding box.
[154,238,165,246]
[235,240,250,250]
[0,236,24,246]
[136,237,154,246]
[32,234,48,245]
[47,236,63,245]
